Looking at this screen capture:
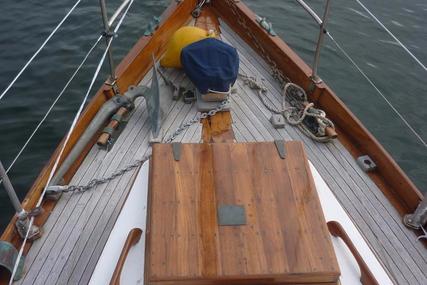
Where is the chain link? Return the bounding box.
[224,0,291,88]
[59,99,229,194]
[225,0,336,143]
[240,71,335,143]
[53,0,313,194]
[62,151,152,193]
[163,99,229,143]
[239,73,282,114]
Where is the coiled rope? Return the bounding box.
[0,0,84,101]
[282,83,335,143]
[326,31,427,148]
[239,74,336,143]
[8,0,135,283]
[355,0,426,72]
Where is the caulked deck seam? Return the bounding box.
[220,22,426,284]
[17,19,426,285]
[27,97,151,285]
[222,18,426,259]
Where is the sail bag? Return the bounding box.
[181,38,239,94]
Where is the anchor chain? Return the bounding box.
[61,151,152,193]
[224,0,291,88]
[54,99,229,194]
[163,98,229,143]
[239,74,282,114]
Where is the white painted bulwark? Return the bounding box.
[89,161,149,285]
[309,161,393,285]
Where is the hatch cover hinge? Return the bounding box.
[274,140,286,159]
[172,142,181,161]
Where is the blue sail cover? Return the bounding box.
[181,38,239,94]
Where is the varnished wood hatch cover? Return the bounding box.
[146,141,340,284]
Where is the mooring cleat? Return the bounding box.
[15,212,42,241]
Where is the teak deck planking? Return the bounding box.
[0,0,198,255]
[1,2,425,284]
[212,0,422,213]
[147,142,339,284]
[218,24,426,284]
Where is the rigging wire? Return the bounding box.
[0,35,102,186]
[355,0,426,72]
[8,0,135,283]
[0,0,84,102]
[326,31,426,148]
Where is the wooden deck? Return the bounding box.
[220,23,427,285]
[147,142,340,284]
[16,21,427,285]
[16,68,202,285]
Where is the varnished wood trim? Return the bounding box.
[0,0,197,257]
[201,112,235,143]
[212,0,422,213]
[327,221,379,285]
[110,228,143,285]
[115,0,198,93]
[199,143,218,277]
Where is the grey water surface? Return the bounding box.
[0,0,426,232]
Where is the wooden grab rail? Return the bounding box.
[327,221,379,285]
[109,228,143,285]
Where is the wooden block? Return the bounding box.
[146,142,340,284]
[201,111,235,143]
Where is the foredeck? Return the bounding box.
[16,21,427,285]
[16,69,203,285]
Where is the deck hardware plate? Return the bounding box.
[172,142,181,161]
[274,140,286,159]
[0,241,25,281]
[218,204,246,226]
[270,114,285,128]
[357,155,376,172]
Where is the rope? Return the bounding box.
[0,36,102,186]
[327,31,427,148]
[239,74,335,143]
[239,74,282,114]
[0,0,84,102]
[282,83,335,143]
[8,1,135,282]
[355,0,426,72]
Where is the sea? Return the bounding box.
[0,0,426,232]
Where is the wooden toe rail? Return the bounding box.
[327,221,379,285]
[109,228,142,285]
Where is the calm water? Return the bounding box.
[0,0,426,231]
